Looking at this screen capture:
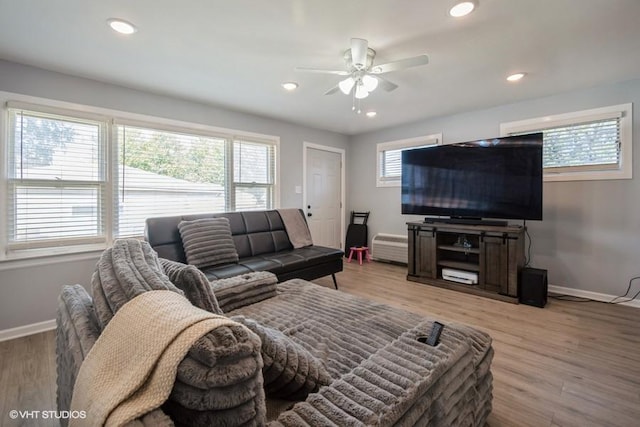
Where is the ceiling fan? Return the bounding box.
[295,38,429,103]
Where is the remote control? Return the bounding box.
[417,321,445,346]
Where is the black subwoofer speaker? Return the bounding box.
[519,267,548,308]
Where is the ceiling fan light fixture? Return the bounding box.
[295,37,429,111]
[362,75,379,92]
[339,77,355,94]
[355,84,369,99]
[449,1,478,18]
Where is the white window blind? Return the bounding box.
[2,98,280,258]
[233,139,275,211]
[7,108,106,249]
[116,125,227,237]
[380,148,404,180]
[377,134,441,187]
[540,118,620,172]
[501,104,632,181]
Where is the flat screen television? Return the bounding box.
[401,133,543,223]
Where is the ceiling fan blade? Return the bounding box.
[375,75,399,92]
[295,67,349,76]
[350,38,369,70]
[324,85,341,95]
[370,54,429,74]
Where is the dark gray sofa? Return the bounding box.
[57,239,494,426]
[145,209,343,288]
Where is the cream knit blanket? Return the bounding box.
[70,290,238,427]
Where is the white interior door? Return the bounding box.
[305,146,343,249]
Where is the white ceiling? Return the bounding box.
[1,0,639,135]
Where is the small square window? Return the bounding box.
[377,134,441,187]
[501,104,632,181]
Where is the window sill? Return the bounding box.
[544,168,632,182]
[376,180,401,188]
[0,244,106,270]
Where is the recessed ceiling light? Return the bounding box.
[281,82,299,91]
[107,18,137,35]
[449,1,478,18]
[506,72,526,82]
[366,111,377,118]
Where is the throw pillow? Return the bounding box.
[231,315,332,400]
[92,239,183,330]
[159,258,223,315]
[211,271,278,313]
[178,217,239,269]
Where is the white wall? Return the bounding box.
[0,60,349,332]
[348,78,640,297]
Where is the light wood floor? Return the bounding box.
[2,261,639,426]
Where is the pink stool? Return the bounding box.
[347,246,371,265]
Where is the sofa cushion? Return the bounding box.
[178,217,239,269]
[210,271,278,312]
[92,239,183,330]
[262,246,344,272]
[202,263,254,280]
[231,315,332,400]
[159,258,223,315]
[201,246,344,280]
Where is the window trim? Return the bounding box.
[232,137,278,211]
[0,92,280,261]
[500,103,633,182]
[376,133,442,187]
[6,105,110,252]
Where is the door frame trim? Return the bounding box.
[302,142,346,250]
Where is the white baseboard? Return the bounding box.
[0,319,56,342]
[548,284,640,309]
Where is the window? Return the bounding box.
[115,124,228,237]
[115,125,277,237]
[7,106,107,250]
[376,134,441,187]
[233,139,275,211]
[2,100,279,258]
[500,104,632,181]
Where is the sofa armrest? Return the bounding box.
[56,284,268,427]
[56,285,174,427]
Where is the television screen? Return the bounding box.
[401,133,543,221]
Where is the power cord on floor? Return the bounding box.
[608,276,640,304]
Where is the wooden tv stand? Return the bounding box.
[407,221,525,303]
